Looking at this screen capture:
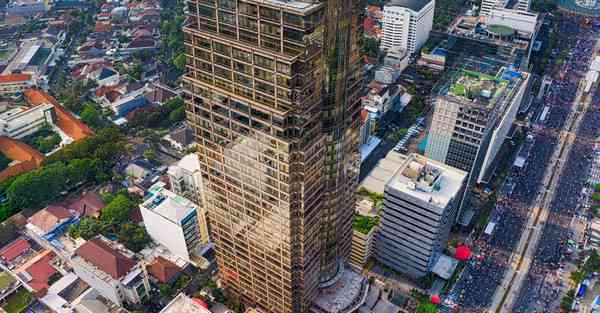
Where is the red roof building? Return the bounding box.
[75,238,137,279]
[147,257,181,284]
[68,192,106,218]
[20,250,57,297]
[24,89,93,141]
[28,205,72,234]
[0,238,31,263]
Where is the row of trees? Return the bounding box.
[68,192,151,252]
[0,128,126,221]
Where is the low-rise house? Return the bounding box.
[16,249,58,296]
[163,125,196,152]
[70,236,150,307]
[146,256,181,285]
[144,82,181,105]
[26,205,74,238]
[362,84,402,115]
[87,67,119,87]
[124,159,153,183]
[0,238,32,266]
[72,287,130,313]
[108,88,148,117]
[67,192,106,218]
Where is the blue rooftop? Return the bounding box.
[98,67,117,80]
[432,48,447,57]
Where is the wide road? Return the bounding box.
[489,33,600,313]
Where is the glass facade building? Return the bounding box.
[182,0,363,312]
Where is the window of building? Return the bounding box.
[260,6,280,22]
[254,54,275,70]
[214,41,231,56]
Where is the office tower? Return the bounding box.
[376,154,467,278]
[426,67,530,186]
[182,0,363,312]
[381,0,434,55]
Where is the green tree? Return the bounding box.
[66,158,101,184]
[173,53,187,71]
[7,162,67,210]
[168,106,185,123]
[143,148,156,162]
[101,194,135,225]
[80,104,102,128]
[68,217,107,240]
[159,284,173,298]
[416,302,438,313]
[117,223,151,252]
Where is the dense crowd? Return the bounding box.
[445,15,600,313]
[513,19,600,313]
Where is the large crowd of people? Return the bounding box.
[513,17,600,313]
[445,15,600,313]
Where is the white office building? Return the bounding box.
[381,0,435,55]
[376,154,467,278]
[480,0,531,16]
[140,182,204,262]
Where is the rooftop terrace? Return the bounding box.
[142,182,196,224]
[387,154,467,210]
[446,69,508,108]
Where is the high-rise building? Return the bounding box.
[376,154,467,278]
[182,0,363,312]
[381,0,435,55]
[426,67,530,188]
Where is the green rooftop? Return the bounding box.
[446,69,510,108]
[487,24,515,37]
[353,214,378,235]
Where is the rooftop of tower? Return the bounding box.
[250,0,323,14]
[387,154,467,211]
[441,67,526,109]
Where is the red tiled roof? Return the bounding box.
[0,136,44,182]
[68,192,105,218]
[22,250,56,297]
[0,74,31,84]
[24,89,93,141]
[147,257,181,283]
[0,239,30,262]
[75,238,136,279]
[28,205,71,233]
[128,37,155,49]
